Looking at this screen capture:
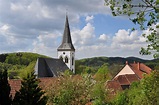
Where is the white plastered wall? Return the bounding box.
[57,51,75,73]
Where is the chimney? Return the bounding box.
[126,61,128,65]
[137,62,140,70]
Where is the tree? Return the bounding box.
[47,73,111,105]
[105,0,159,58]
[90,82,109,105]
[94,64,111,82]
[0,69,12,105]
[13,72,47,105]
[47,75,93,105]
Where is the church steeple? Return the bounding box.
[57,15,75,73]
[57,15,75,51]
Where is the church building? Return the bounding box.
[35,15,75,78]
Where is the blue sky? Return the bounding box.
[0,0,153,59]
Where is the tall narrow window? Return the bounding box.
[72,57,74,65]
[59,56,63,61]
[65,56,68,63]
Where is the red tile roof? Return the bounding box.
[9,78,57,98]
[125,74,140,83]
[9,79,21,98]
[107,80,122,92]
[114,74,139,85]
[9,75,82,99]
[114,75,130,85]
[129,62,152,79]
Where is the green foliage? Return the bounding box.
[0,62,26,79]
[0,52,48,79]
[63,69,73,76]
[47,74,110,105]
[95,64,111,82]
[5,52,47,66]
[112,91,128,105]
[47,75,93,105]
[18,61,36,78]
[13,72,47,105]
[0,54,8,63]
[108,64,123,77]
[0,69,12,105]
[105,0,159,58]
[139,71,159,104]
[91,83,109,105]
[77,57,109,67]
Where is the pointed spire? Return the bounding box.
[57,15,75,51]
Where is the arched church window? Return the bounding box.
[59,56,63,61]
[65,56,68,63]
[72,57,74,65]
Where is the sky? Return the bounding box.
[0,0,153,60]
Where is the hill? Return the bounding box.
[0,52,158,78]
[76,56,159,76]
[77,56,159,67]
[0,52,48,79]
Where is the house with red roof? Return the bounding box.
[107,61,152,92]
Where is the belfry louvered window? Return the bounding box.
[72,57,74,65]
[59,56,63,61]
[65,56,68,63]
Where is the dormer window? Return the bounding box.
[65,56,68,63]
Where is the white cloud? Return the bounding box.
[112,29,138,44]
[73,27,151,59]
[32,32,61,57]
[85,15,94,22]
[0,0,153,59]
[72,22,95,46]
[111,29,147,50]
[99,34,109,41]
[0,24,10,32]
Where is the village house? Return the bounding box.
[107,61,152,93]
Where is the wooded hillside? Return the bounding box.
[0,52,158,78]
[0,52,47,79]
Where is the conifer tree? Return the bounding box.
[0,69,11,105]
[13,71,47,105]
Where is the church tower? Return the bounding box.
[57,15,75,73]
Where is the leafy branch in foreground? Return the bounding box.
[105,0,159,58]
